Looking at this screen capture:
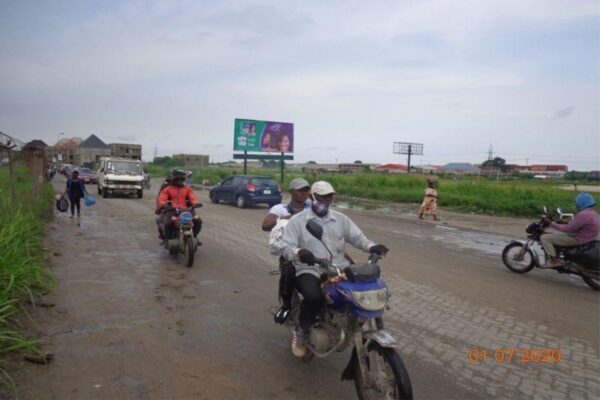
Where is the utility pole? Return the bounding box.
[488,144,494,161]
[154,146,158,159]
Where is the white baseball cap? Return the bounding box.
[311,181,336,196]
[289,178,310,191]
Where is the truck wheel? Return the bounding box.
[97,186,101,195]
[137,189,143,199]
[102,187,108,198]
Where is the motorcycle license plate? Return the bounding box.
[263,190,271,194]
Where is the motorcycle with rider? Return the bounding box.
[502,192,599,290]
[278,180,413,399]
[157,169,203,267]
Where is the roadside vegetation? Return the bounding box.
[0,167,55,388]
[145,160,599,217]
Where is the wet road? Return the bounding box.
[12,179,600,399]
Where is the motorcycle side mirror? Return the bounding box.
[306,219,323,241]
[556,208,562,215]
[542,206,548,215]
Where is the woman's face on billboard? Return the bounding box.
[278,134,290,152]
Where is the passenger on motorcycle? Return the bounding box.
[261,178,311,323]
[158,169,203,240]
[281,180,389,357]
[155,172,174,240]
[541,192,600,267]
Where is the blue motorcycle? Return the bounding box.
[285,220,413,399]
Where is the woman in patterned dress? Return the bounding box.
[419,178,439,221]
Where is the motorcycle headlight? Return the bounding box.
[179,212,193,224]
[351,289,388,311]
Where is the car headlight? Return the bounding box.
[351,289,388,311]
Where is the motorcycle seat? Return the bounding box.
[563,241,599,271]
[344,263,381,282]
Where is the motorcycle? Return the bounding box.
[162,204,202,267]
[502,207,599,290]
[279,220,413,399]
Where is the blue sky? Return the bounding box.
[1,0,598,169]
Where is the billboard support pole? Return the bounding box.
[280,152,284,184]
[393,142,423,175]
[243,151,247,174]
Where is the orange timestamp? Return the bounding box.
[467,348,562,364]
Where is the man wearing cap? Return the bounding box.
[262,178,311,323]
[281,180,389,357]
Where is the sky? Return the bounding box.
[1,0,599,169]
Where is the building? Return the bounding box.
[414,165,441,174]
[109,143,142,160]
[441,163,480,174]
[80,135,111,165]
[45,137,82,166]
[173,154,209,168]
[374,163,407,173]
[338,163,375,173]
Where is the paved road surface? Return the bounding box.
[12,179,600,399]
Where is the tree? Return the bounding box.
[482,157,507,172]
[354,160,362,164]
[307,161,316,164]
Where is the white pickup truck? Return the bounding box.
[97,157,145,199]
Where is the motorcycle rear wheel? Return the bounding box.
[185,236,194,268]
[502,242,535,273]
[581,275,599,291]
[354,343,413,400]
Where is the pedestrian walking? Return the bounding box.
[63,170,87,218]
[419,177,439,221]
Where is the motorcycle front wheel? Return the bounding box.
[185,236,194,268]
[502,242,535,273]
[354,342,413,400]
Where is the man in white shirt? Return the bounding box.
[261,177,311,231]
[262,178,311,323]
[281,181,389,357]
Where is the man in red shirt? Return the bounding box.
[158,170,203,240]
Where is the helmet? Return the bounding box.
[170,169,186,180]
[575,192,596,210]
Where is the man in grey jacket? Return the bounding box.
[281,180,389,357]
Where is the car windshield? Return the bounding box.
[107,161,142,174]
[78,168,92,173]
[251,178,277,186]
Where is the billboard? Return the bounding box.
[234,119,294,153]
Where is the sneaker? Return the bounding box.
[291,326,306,357]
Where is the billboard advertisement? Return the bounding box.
[234,119,294,153]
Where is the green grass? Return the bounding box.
[144,164,599,217]
[0,167,55,391]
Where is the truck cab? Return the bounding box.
[97,157,145,198]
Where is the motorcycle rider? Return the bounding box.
[261,178,311,323]
[541,192,600,267]
[281,180,389,357]
[158,169,203,241]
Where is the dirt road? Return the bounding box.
[11,178,600,399]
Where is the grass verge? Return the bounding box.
[0,166,55,391]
